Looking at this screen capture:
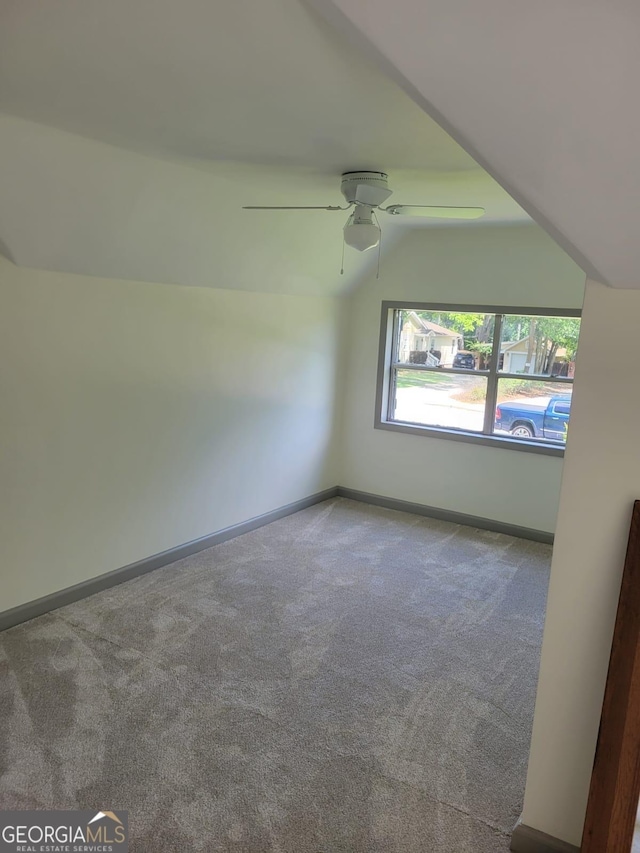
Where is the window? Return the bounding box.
[375,303,581,454]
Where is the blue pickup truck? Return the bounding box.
[494,395,571,441]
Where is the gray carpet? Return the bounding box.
[0,498,551,852]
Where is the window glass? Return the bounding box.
[493,380,572,442]
[381,305,581,452]
[498,315,581,377]
[392,370,487,432]
[396,310,493,369]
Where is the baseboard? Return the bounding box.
[510,820,580,853]
[337,487,554,544]
[1,484,553,632]
[0,487,339,632]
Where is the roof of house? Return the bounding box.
[407,312,460,338]
[501,338,527,352]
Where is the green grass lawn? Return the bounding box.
[396,370,569,400]
[395,370,458,389]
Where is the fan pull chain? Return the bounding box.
[340,235,346,275]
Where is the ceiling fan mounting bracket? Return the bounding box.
[340,171,393,208]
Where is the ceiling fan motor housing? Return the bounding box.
[340,171,392,208]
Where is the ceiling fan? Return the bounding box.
[243,171,485,252]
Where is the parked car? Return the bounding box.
[494,395,571,441]
[453,351,476,370]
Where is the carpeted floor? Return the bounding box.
[0,498,551,852]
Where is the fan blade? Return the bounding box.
[242,205,350,211]
[382,205,485,219]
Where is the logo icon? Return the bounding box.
[88,811,123,826]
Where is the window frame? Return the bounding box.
[374,301,581,457]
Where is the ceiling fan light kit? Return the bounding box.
[243,171,485,263]
[343,208,380,252]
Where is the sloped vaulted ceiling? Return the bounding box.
[307,0,640,289]
[0,0,527,294]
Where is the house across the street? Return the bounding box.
[400,311,463,367]
[500,338,575,376]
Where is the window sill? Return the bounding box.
[375,418,566,457]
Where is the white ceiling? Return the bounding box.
[0,0,478,172]
[0,0,529,293]
[0,114,524,295]
[308,0,640,289]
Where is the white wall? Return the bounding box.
[0,257,343,612]
[340,224,585,534]
[521,279,640,844]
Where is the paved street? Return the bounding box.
[395,385,485,431]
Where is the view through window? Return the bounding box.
[381,305,581,449]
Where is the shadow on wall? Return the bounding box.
[0,235,16,264]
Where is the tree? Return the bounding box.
[412,311,580,375]
[534,317,580,373]
[421,312,494,346]
[467,340,492,369]
[503,315,580,374]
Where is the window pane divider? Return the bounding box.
[483,313,503,434]
[391,362,490,375]
[497,372,574,383]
